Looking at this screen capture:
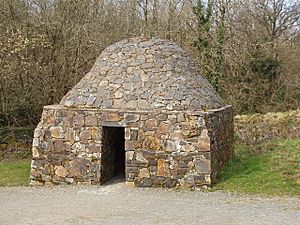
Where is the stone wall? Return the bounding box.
[205,108,234,183]
[30,104,233,188]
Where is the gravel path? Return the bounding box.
[0,181,299,225]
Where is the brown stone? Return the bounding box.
[177,113,186,122]
[114,90,123,98]
[50,127,63,139]
[145,119,158,129]
[43,164,54,175]
[65,160,86,177]
[89,127,100,140]
[125,141,134,150]
[85,114,97,126]
[138,168,150,178]
[157,121,172,134]
[53,140,65,152]
[126,151,134,161]
[88,144,101,153]
[32,147,39,158]
[182,144,195,152]
[106,113,121,122]
[54,166,68,178]
[143,136,161,151]
[73,114,84,127]
[157,159,170,177]
[198,138,210,151]
[65,128,75,144]
[127,100,138,109]
[170,130,184,141]
[80,130,91,141]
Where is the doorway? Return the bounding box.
[101,126,125,184]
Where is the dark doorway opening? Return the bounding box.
[101,126,125,184]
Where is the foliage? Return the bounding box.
[0,0,299,126]
[215,139,300,196]
[193,0,225,91]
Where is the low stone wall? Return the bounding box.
[30,105,233,188]
[235,110,300,145]
[0,126,33,160]
[206,108,234,182]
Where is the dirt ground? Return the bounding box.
[0,181,299,225]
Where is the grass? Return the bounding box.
[215,138,300,196]
[0,160,31,186]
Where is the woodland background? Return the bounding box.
[0,0,299,126]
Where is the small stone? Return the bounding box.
[143,136,161,151]
[138,178,153,187]
[145,119,158,129]
[73,114,84,127]
[195,159,211,173]
[124,114,140,123]
[71,142,86,153]
[85,115,97,126]
[50,127,63,139]
[136,152,149,163]
[65,178,74,184]
[86,95,96,105]
[54,166,68,178]
[126,181,135,187]
[65,128,75,144]
[64,99,74,107]
[65,160,86,177]
[114,91,123,98]
[198,138,210,151]
[182,144,195,152]
[165,178,177,188]
[177,113,186,122]
[102,99,113,108]
[32,147,39,158]
[75,96,87,105]
[138,168,150,178]
[126,100,137,109]
[123,83,133,90]
[166,103,173,110]
[157,121,172,134]
[170,130,183,141]
[80,130,91,141]
[185,175,195,187]
[157,159,170,177]
[106,113,121,122]
[90,127,100,140]
[53,140,65,152]
[126,151,134,160]
[99,80,109,86]
[138,99,148,109]
[164,140,180,151]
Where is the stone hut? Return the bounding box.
[30,37,234,188]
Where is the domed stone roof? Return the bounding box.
[60,37,225,111]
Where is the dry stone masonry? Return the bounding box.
[30,37,234,188]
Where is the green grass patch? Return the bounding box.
[215,139,300,196]
[0,160,31,186]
